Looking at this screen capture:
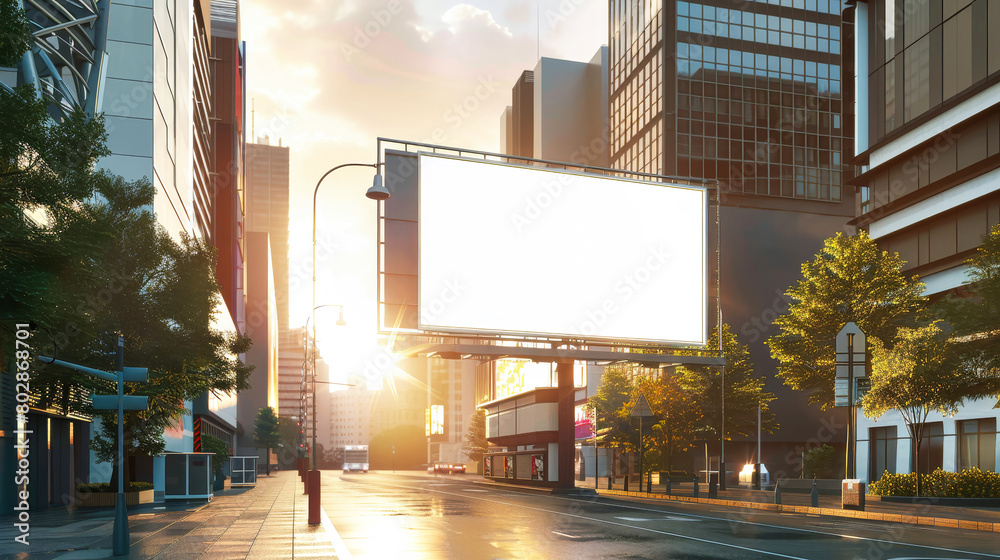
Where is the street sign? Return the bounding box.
[631,393,654,417]
[91,395,148,411]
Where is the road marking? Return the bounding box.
[551,531,581,539]
[663,516,698,522]
[355,479,806,559]
[543,495,1000,559]
[462,489,488,492]
[615,516,655,521]
[320,506,354,560]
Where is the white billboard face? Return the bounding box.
[418,153,707,345]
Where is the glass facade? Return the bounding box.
[610,0,664,175]
[610,0,847,202]
[868,0,1000,144]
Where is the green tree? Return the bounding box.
[0,0,32,67]
[254,406,281,475]
[60,176,253,484]
[1,0,108,327]
[862,321,968,496]
[939,223,1000,403]
[202,433,231,477]
[462,409,488,467]
[767,231,927,408]
[584,364,636,450]
[675,324,777,441]
[634,374,702,475]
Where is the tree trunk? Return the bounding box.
[909,423,923,497]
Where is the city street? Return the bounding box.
[325,473,1000,560]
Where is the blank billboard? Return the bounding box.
[418,153,707,345]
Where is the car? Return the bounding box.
[429,461,466,474]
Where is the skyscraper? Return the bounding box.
[4,0,245,508]
[850,0,1000,481]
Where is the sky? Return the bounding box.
[240,0,607,383]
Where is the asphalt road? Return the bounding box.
[325,472,1000,560]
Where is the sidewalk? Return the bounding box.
[567,477,1000,533]
[0,471,339,559]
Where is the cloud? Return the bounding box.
[441,4,512,37]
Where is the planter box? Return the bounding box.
[75,489,154,508]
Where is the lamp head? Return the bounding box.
[366,173,390,200]
[336,309,347,326]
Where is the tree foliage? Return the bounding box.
[0,0,33,68]
[675,324,777,440]
[862,321,968,495]
[938,223,1000,403]
[587,365,705,473]
[202,433,231,475]
[462,408,488,464]
[253,406,282,455]
[253,406,280,446]
[633,374,702,473]
[767,231,927,408]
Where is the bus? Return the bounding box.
[343,445,369,472]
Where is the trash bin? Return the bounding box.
[842,479,865,511]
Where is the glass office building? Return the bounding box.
[610,0,849,209]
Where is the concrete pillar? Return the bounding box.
[557,361,575,489]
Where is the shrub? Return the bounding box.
[868,468,1000,498]
[77,481,154,493]
[802,444,839,479]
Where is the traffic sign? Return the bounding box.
[631,393,654,417]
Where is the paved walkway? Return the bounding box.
[0,471,341,559]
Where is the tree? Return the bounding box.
[862,321,967,496]
[462,409,488,466]
[254,407,281,475]
[0,0,32,68]
[57,176,253,484]
[584,364,636,450]
[675,324,778,441]
[202,433,231,478]
[767,231,927,408]
[939,223,1000,403]
[634,374,702,475]
[1,0,108,328]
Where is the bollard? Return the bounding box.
[307,470,321,524]
[810,477,819,507]
[647,472,652,493]
[608,476,612,490]
[708,473,718,499]
[665,477,671,495]
[774,480,782,504]
[624,475,629,492]
[693,478,699,498]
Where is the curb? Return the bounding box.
[595,488,1000,533]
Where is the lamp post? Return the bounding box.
[306,163,388,524]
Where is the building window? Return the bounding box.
[912,421,944,473]
[958,418,996,472]
[870,426,897,480]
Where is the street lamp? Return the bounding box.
[306,162,388,524]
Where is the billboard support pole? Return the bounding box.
[556,360,575,490]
